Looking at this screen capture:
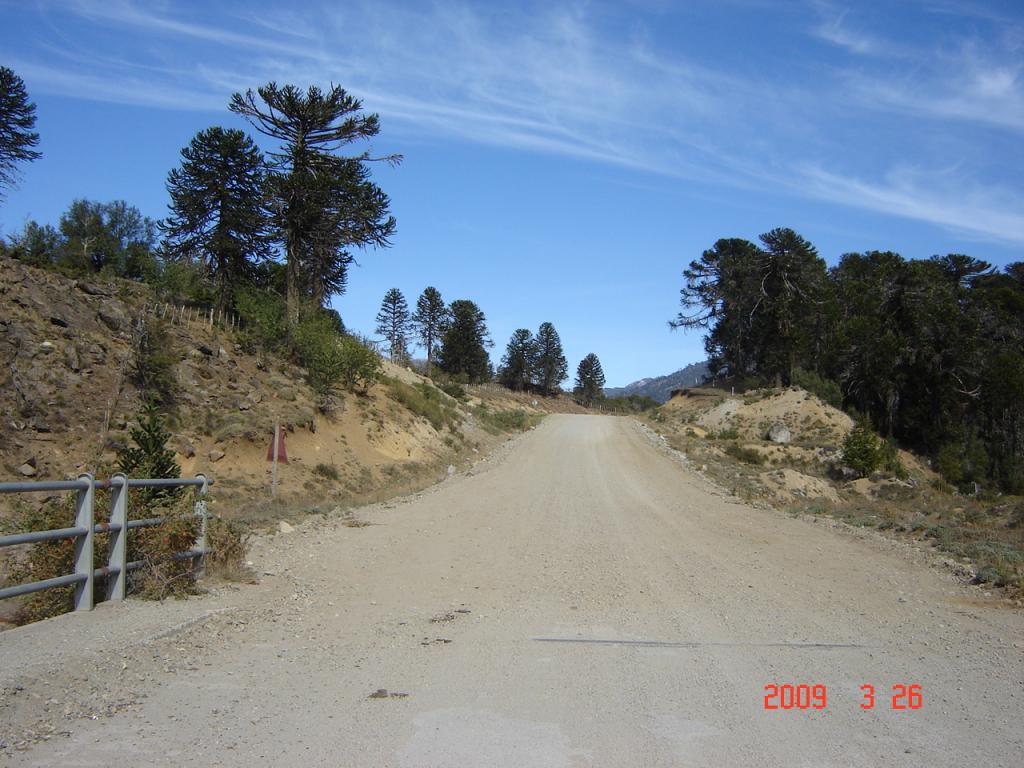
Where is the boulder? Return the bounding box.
[766,423,792,444]
[208,448,226,462]
[278,520,294,534]
[77,281,111,297]
[18,461,37,477]
[97,302,130,332]
[175,437,196,458]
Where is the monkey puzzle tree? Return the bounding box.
[498,329,536,391]
[229,82,399,323]
[161,127,273,310]
[534,322,568,396]
[574,353,606,406]
[412,286,450,371]
[437,300,492,383]
[375,287,411,362]
[0,66,41,201]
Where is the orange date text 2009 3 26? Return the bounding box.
[763,683,923,711]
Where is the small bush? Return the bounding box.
[131,319,178,407]
[477,407,538,433]
[293,318,382,409]
[724,443,764,465]
[204,516,253,582]
[842,420,881,478]
[717,427,739,440]
[314,462,341,482]
[235,287,288,353]
[791,368,843,409]
[387,378,460,431]
[440,382,467,400]
[336,335,382,394]
[878,438,908,480]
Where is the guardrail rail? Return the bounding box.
[0,473,210,611]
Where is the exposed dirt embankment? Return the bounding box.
[0,258,577,526]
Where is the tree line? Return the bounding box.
[373,286,607,404]
[674,227,1024,493]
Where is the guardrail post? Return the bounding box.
[106,473,128,601]
[73,473,94,611]
[194,473,209,576]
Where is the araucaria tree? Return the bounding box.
[161,127,273,310]
[574,353,606,406]
[229,83,399,323]
[412,286,449,370]
[437,300,492,383]
[533,322,568,396]
[0,66,41,200]
[498,329,536,391]
[672,228,827,385]
[375,288,411,362]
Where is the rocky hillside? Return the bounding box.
[604,361,709,402]
[0,258,580,524]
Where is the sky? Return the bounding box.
[1,0,1022,387]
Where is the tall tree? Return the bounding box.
[375,288,411,362]
[437,300,492,383]
[534,322,568,396]
[229,83,399,322]
[0,66,41,200]
[161,127,273,310]
[412,286,450,370]
[574,353,606,406]
[498,329,536,391]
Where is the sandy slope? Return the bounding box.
[2,415,1022,766]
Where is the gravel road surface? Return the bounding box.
[2,415,1022,766]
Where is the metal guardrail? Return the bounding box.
[0,473,210,611]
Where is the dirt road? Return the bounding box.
[2,415,1022,766]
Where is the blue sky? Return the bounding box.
[2,0,1022,387]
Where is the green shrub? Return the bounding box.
[387,378,460,431]
[235,287,288,353]
[336,335,382,394]
[314,462,340,481]
[293,317,381,409]
[476,407,537,434]
[724,443,764,465]
[791,368,843,409]
[131,319,178,407]
[878,438,908,479]
[842,419,881,478]
[717,426,740,440]
[440,382,467,400]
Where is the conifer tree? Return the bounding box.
[375,287,410,362]
[0,66,41,200]
[161,127,272,310]
[498,329,536,391]
[534,322,567,396]
[574,353,606,406]
[437,300,492,382]
[412,286,449,370]
[116,400,181,504]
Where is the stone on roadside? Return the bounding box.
[208,448,225,462]
[278,520,294,534]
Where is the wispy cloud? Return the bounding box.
[11,0,1024,244]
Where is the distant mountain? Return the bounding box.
[604,361,710,403]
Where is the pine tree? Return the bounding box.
[574,353,606,406]
[229,83,399,322]
[498,329,536,391]
[161,127,273,310]
[411,287,450,370]
[534,322,568,396]
[375,288,411,362]
[0,66,42,200]
[437,300,492,383]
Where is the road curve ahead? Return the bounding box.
[5,415,1022,767]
